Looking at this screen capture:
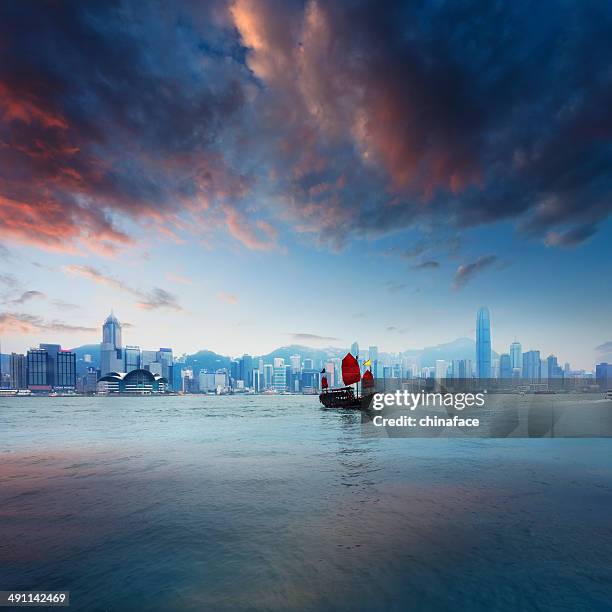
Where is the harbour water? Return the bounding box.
[2,395,612,611]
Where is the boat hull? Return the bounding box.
[319,387,373,411]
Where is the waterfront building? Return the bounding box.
[476,307,491,379]
[97,369,168,394]
[510,341,522,373]
[546,355,563,379]
[56,351,76,389]
[272,365,287,391]
[301,369,321,392]
[252,369,261,392]
[435,359,447,381]
[157,348,174,388]
[351,341,359,358]
[273,357,284,368]
[290,355,302,373]
[263,364,273,389]
[199,370,229,392]
[141,350,158,368]
[499,353,512,378]
[522,350,541,381]
[27,348,51,390]
[451,359,473,379]
[148,362,162,376]
[100,312,124,375]
[39,343,61,387]
[9,353,27,389]
[124,346,141,371]
[303,358,314,370]
[78,367,99,394]
[368,346,379,377]
[492,358,500,379]
[596,363,612,390]
[240,354,253,388]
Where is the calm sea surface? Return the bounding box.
[1,395,612,611]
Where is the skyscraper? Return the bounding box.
[522,350,541,381]
[510,341,522,374]
[499,353,512,379]
[547,354,563,379]
[100,312,124,375]
[56,351,76,389]
[39,343,61,387]
[368,346,379,377]
[125,346,141,371]
[240,354,253,387]
[350,341,359,358]
[27,348,51,390]
[476,307,491,379]
[9,353,27,389]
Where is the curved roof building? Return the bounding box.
[98,369,168,394]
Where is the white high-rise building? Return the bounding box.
[435,360,447,381]
[290,355,302,373]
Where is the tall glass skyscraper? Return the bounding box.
[510,341,522,374]
[476,307,491,379]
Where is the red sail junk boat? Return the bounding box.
[319,353,375,410]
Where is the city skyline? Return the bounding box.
[3,306,607,396]
[0,307,601,375]
[1,1,611,370]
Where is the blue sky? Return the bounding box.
[1,0,611,369]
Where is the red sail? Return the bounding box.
[321,375,328,389]
[362,369,374,387]
[341,352,361,386]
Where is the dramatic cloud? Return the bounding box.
[1,0,611,257]
[411,261,439,271]
[10,290,45,305]
[231,0,612,246]
[0,2,259,255]
[0,312,96,334]
[453,255,498,290]
[64,264,181,311]
[290,333,341,343]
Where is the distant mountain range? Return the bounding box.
[69,338,488,370]
[1,337,489,374]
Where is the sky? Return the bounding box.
[0,0,611,369]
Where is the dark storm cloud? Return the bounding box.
[0,0,259,253]
[1,0,611,255]
[453,255,498,290]
[232,0,612,247]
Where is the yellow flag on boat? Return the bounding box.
[363,358,372,367]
